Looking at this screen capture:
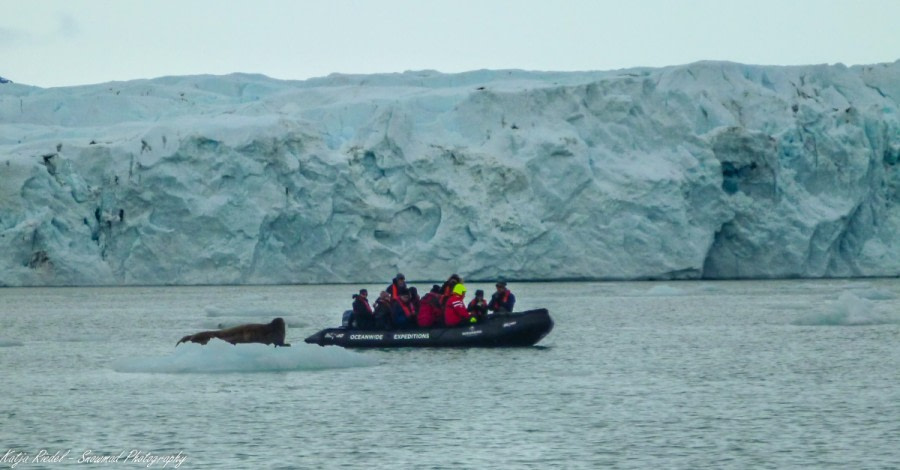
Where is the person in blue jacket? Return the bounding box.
[391,287,415,328]
[488,282,516,313]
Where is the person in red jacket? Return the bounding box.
[417,285,442,328]
[444,283,472,327]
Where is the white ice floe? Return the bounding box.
[793,291,900,326]
[112,339,376,373]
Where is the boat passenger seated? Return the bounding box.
[350,288,376,329]
[386,273,407,299]
[417,285,442,328]
[391,287,416,329]
[408,286,421,314]
[489,282,516,314]
[444,283,472,327]
[373,291,394,329]
[440,273,462,305]
[467,289,489,322]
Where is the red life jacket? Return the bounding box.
[491,290,510,307]
[394,298,413,318]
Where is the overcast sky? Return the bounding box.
[2,0,898,88]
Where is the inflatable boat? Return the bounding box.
[304,309,554,348]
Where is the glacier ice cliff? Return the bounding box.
[1,61,899,286]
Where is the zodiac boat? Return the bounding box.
[304,309,554,348]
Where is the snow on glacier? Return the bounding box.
[0,61,898,286]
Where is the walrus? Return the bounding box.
[177,317,290,347]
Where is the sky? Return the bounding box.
[2,0,899,88]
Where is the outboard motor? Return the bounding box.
[341,310,353,328]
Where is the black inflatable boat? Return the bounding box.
[304,309,554,348]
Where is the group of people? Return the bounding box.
[346,273,516,330]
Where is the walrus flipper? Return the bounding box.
[176,331,217,346]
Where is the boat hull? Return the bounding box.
[304,309,554,348]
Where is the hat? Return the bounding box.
[452,283,467,295]
[475,289,484,297]
[496,281,507,288]
[396,273,405,280]
[430,284,441,293]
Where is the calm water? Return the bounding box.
[1,280,899,469]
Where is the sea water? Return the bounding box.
[1,280,899,469]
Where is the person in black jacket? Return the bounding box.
[440,273,462,305]
[467,289,489,322]
[373,291,394,329]
[350,289,376,329]
[385,273,408,299]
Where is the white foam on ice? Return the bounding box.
[852,287,897,301]
[645,285,686,296]
[793,291,900,326]
[112,339,376,373]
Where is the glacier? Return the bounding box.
[1,61,899,286]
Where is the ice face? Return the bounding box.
[1,62,898,286]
